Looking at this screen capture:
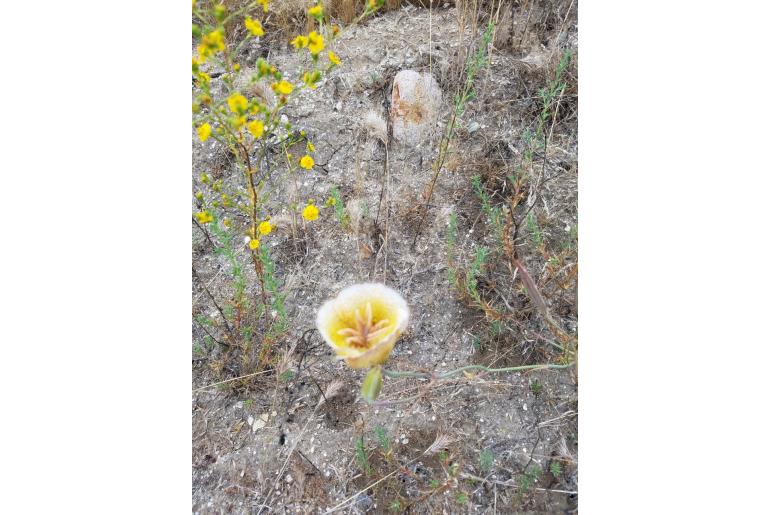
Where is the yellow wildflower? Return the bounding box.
[299,155,314,169]
[328,51,341,66]
[316,283,410,369]
[302,203,319,221]
[258,220,272,235]
[308,4,323,17]
[229,115,246,130]
[197,30,225,61]
[308,31,325,55]
[197,123,212,142]
[233,63,241,71]
[196,211,214,224]
[302,70,321,89]
[291,35,309,49]
[272,80,293,95]
[257,0,269,12]
[244,17,265,37]
[223,218,231,228]
[196,72,211,84]
[307,142,315,152]
[227,93,248,114]
[247,119,264,139]
[248,238,260,250]
[325,196,336,207]
[195,191,203,202]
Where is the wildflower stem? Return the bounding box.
[382,362,573,381]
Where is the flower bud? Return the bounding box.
[214,4,226,22]
[192,24,201,38]
[361,366,383,404]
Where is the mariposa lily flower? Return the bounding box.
[316,283,409,369]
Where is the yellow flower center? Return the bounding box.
[332,301,395,350]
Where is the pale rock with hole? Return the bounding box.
[390,70,442,145]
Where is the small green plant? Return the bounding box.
[327,185,350,228]
[530,380,543,396]
[278,370,295,382]
[455,492,468,504]
[413,22,495,245]
[550,461,562,478]
[243,398,254,410]
[478,448,494,473]
[388,500,402,513]
[472,174,504,248]
[466,246,490,302]
[355,435,372,476]
[527,211,542,248]
[429,478,441,489]
[517,463,542,499]
[374,426,391,453]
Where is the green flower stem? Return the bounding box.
[382,362,573,381]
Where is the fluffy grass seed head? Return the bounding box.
[245,17,264,37]
[316,283,410,369]
[197,123,212,142]
[302,203,319,221]
[300,155,314,169]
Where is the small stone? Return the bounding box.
[468,121,480,133]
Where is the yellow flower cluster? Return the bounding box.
[197,30,224,62]
[197,123,212,142]
[308,4,323,18]
[272,80,293,96]
[328,51,341,66]
[227,93,248,114]
[302,203,319,221]
[257,0,269,12]
[196,211,214,224]
[302,70,321,89]
[308,31,325,55]
[246,219,273,251]
[299,155,314,170]
[292,31,324,56]
[244,17,264,37]
[248,119,264,139]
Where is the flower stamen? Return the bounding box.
[336,302,390,349]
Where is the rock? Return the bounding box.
[390,70,442,145]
